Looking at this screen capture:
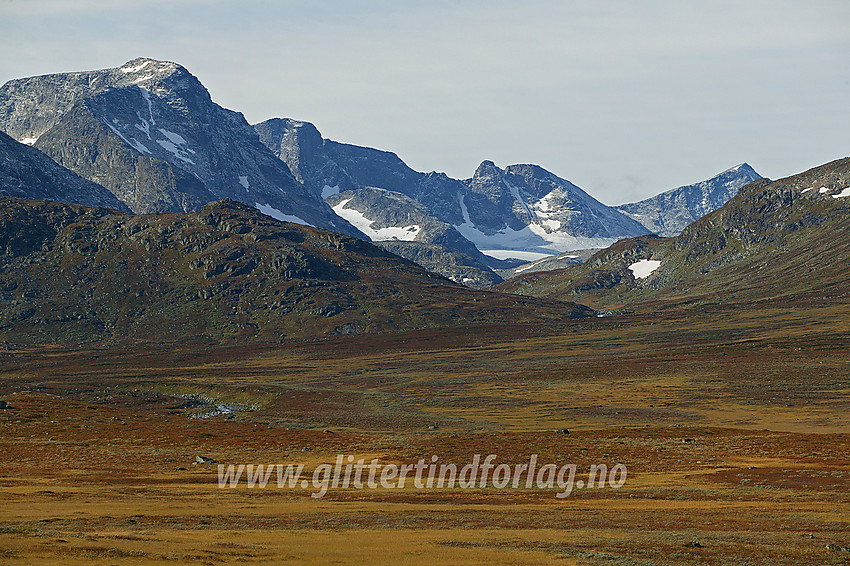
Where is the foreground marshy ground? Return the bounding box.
[1,298,849,564]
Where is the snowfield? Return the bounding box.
[629,259,661,279]
[254,203,313,227]
[332,198,421,241]
[454,194,617,257]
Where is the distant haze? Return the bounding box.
[1,0,848,205]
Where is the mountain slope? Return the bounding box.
[0,58,360,236]
[615,163,762,237]
[0,196,592,345]
[255,118,466,225]
[255,118,650,259]
[457,161,649,255]
[325,186,502,286]
[0,130,129,211]
[498,158,850,308]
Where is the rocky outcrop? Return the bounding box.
[0,130,129,211]
[376,241,503,288]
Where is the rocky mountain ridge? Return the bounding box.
[498,157,850,308]
[0,58,361,236]
[0,130,129,211]
[615,163,762,237]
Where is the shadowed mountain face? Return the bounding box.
[0,130,129,211]
[254,118,650,258]
[498,158,850,308]
[0,197,593,345]
[256,117,758,264]
[0,59,360,236]
[457,161,649,253]
[615,164,762,237]
[325,187,503,287]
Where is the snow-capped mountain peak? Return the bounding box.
[0,58,362,236]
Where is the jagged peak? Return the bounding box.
[504,163,561,181]
[118,57,182,76]
[280,117,315,129]
[112,57,207,98]
[472,160,502,178]
[257,117,315,130]
[717,162,761,179]
[276,118,322,139]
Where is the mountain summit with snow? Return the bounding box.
[0,58,361,236]
[255,118,654,260]
[456,161,649,257]
[0,57,765,282]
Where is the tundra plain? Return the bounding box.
[1,297,849,565]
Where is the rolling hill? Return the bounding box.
[498,158,850,309]
[0,196,592,345]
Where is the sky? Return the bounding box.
[1,0,848,205]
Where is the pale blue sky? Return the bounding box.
[1,0,848,204]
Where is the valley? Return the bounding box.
[1,296,848,565]
[0,55,847,565]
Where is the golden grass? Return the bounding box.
[1,301,849,564]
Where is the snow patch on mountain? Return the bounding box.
[121,61,151,74]
[455,193,618,258]
[832,188,850,199]
[629,259,661,279]
[254,203,313,227]
[455,219,617,259]
[105,121,152,155]
[138,87,155,125]
[156,139,194,164]
[158,128,187,146]
[332,198,422,241]
[134,120,151,139]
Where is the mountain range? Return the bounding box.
[1,57,762,287]
[498,158,850,309]
[255,116,761,263]
[0,58,360,236]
